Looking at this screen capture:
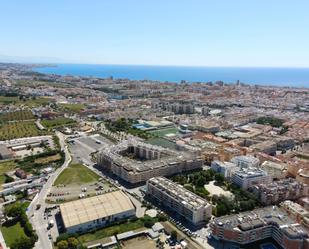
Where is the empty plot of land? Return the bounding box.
[54,163,100,186]
[121,236,156,249]
[34,153,61,164]
[204,181,234,198]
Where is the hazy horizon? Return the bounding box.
[1,0,309,68]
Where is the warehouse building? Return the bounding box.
[60,190,135,234]
[146,177,212,225]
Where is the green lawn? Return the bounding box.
[60,103,85,113]
[1,221,27,247]
[54,163,100,186]
[78,219,145,243]
[0,96,51,107]
[148,127,178,137]
[0,160,17,188]
[146,138,177,150]
[41,117,76,129]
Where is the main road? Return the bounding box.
[27,132,71,249]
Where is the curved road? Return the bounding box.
[27,132,71,249]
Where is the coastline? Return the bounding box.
[32,63,309,88]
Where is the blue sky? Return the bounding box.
[1,0,309,67]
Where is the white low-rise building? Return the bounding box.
[231,155,260,168]
[211,160,238,178]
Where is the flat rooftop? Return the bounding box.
[213,206,309,239]
[148,177,210,210]
[60,190,135,228]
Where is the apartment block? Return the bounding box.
[97,138,203,184]
[231,167,271,190]
[252,178,309,205]
[146,177,212,225]
[210,206,309,249]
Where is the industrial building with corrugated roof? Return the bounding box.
[60,190,135,233]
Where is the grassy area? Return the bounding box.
[1,221,27,247]
[0,121,48,140]
[0,110,35,122]
[54,163,100,186]
[146,138,177,150]
[0,96,51,107]
[34,153,61,164]
[0,96,19,104]
[78,219,145,243]
[148,127,178,137]
[41,117,76,129]
[0,160,17,188]
[60,103,85,113]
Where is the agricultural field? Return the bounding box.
[60,103,85,113]
[54,163,100,186]
[41,117,76,129]
[0,96,19,104]
[0,110,35,122]
[0,121,48,140]
[0,96,51,107]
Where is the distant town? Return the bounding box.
[0,62,308,249]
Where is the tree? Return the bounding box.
[214,173,224,185]
[57,240,69,249]
[144,219,155,228]
[158,214,168,222]
[171,230,177,241]
[5,202,23,218]
[11,236,32,249]
[4,175,14,183]
[67,237,79,249]
[215,203,229,217]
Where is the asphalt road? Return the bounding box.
[27,132,71,249]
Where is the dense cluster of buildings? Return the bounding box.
[252,178,309,205]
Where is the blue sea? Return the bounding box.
[35,64,309,88]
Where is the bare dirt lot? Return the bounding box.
[121,236,157,249]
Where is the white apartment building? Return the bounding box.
[231,155,260,168]
[211,160,238,178]
[147,177,212,225]
[231,167,271,190]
